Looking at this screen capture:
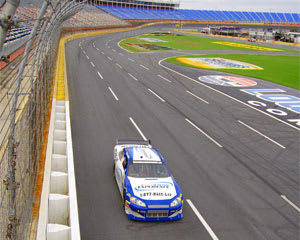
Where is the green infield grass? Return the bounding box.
[165,54,300,90]
[119,34,297,53]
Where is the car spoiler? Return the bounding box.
[116,139,151,146]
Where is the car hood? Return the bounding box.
[128,177,177,200]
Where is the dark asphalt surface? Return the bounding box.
[65,24,299,240]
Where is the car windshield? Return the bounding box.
[127,162,170,178]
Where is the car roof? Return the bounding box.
[124,147,163,164]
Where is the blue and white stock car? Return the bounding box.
[113,140,183,221]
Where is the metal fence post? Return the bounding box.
[0,0,20,55]
[5,2,50,239]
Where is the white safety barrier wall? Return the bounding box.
[36,99,80,240]
[36,25,144,240]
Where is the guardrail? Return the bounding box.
[36,33,80,240]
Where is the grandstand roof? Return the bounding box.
[139,0,179,3]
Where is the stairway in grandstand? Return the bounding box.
[98,5,300,24]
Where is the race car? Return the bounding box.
[113,140,183,221]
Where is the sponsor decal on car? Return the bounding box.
[129,177,176,200]
[177,57,263,70]
[213,42,282,51]
[135,182,173,191]
[198,75,257,87]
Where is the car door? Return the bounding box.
[115,148,126,194]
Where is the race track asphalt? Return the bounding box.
[65,24,300,240]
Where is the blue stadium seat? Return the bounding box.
[97,5,298,24]
[277,13,286,22]
[222,11,235,21]
[270,13,281,22]
[230,11,242,21]
[242,12,254,22]
[249,12,261,22]
[235,12,247,22]
[284,13,294,23]
[292,13,300,23]
[262,12,273,22]
[256,12,266,22]
[213,11,228,21]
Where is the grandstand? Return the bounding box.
[1,0,299,55]
[63,4,128,27]
[95,0,180,9]
[96,0,300,24]
[0,1,128,56]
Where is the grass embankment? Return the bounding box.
[120,34,297,53]
[166,54,300,90]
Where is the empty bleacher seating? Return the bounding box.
[98,5,300,24]
[62,5,128,27]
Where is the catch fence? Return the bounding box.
[0,1,87,239]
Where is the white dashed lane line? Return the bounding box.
[186,90,209,104]
[83,50,86,54]
[101,51,104,54]
[238,120,286,149]
[129,117,147,141]
[119,53,124,56]
[186,199,219,240]
[116,63,123,69]
[148,89,165,102]
[86,55,89,60]
[281,195,300,213]
[112,49,116,52]
[140,64,149,70]
[107,56,112,61]
[90,62,95,67]
[157,74,172,83]
[97,71,103,80]
[128,73,138,81]
[128,58,135,62]
[185,119,223,148]
[108,87,119,101]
